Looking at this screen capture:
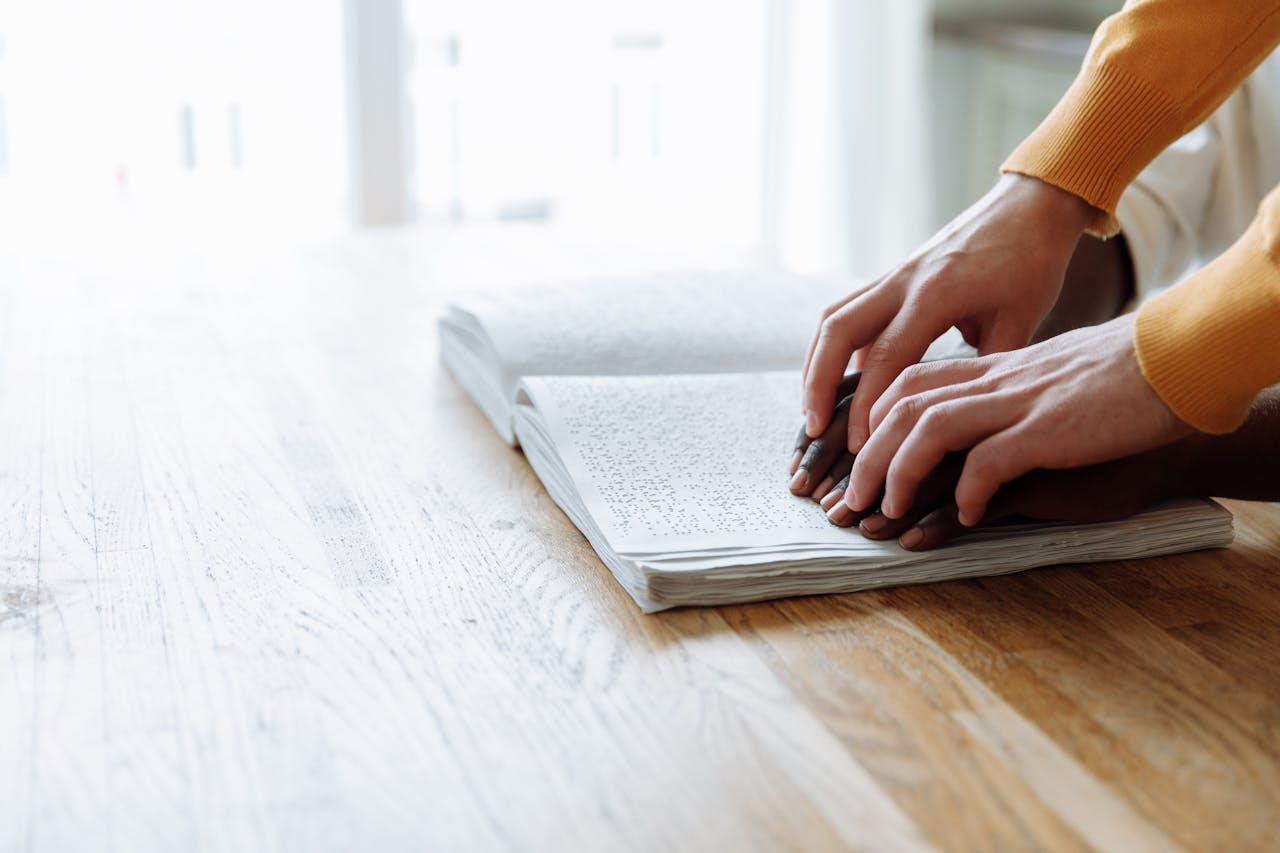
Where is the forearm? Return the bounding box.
[1004,0,1280,236]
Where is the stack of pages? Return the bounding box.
[440,271,1233,612]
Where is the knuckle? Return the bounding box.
[866,337,905,369]
[915,405,949,438]
[890,393,927,426]
[888,362,934,400]
[916,272,951,299]
[969,441,1020,490]
[818,314,844,340]
[963,452,997,486]
[869,398,892,430]
[898,361,931,387]
[886,454,921,492]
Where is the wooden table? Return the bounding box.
[2,230,1278,852]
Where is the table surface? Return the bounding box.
[2,230,1278,853]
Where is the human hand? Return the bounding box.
[856,447,1190,551]
[801,173,1097,451]
[789,373,861,502]
[788,374,951,531]
[843,312,1195,528]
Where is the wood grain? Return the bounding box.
[0,232,1277,852]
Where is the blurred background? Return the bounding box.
[0,0,1118,274]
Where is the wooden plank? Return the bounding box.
[0,264,43,853]
[27,264,110,850]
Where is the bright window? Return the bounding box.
[403,0,767,254]
[0,0,347,250]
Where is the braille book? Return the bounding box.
[439,271,1233,612]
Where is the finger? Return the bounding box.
[858,451,964,539]
[826,489,878,528]
[880,394,1013,518]
[820,474,850,511]
[867,357,987,436]
[801,286,876,390]
[834,373,863,402]
[954,428,1037,526]
[846,309,954,451]
[852,344,870,373]
[790,423,811,474]
[802,296,855,390]
[812,452,855,502]
[846,388,1008,515]
[899,504,965,550]
[802,289,899,438]
[898,461,1036,550]
[858,508,921,541]
[899,482,1031,550]
[790,398,854,496]
[791,375,860,475]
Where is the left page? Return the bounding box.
[439,270,859,442]
[455,271,852,380]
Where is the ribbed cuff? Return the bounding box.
[1135,223,1280,434]
[1002,61,1183,238]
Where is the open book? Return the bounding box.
[440,271,1233,612]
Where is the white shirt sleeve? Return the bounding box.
[1115,49,1280,303]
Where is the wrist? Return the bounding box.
[993,173,1098,239]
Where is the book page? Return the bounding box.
[451,271,854,389]
[521,371,900,554]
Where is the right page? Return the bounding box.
[521,370,906,554]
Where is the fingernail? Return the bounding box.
[860,514,886,535]
[899,527,924,550]
[789,449,803,474]
[812,477,833,501]
[881,496,899,519]
[820,487,844,510]
[844,488,868,513]
[958,510,977,527]
[789,469,809,492]
[826,502,854,527]
[806,411,820,437]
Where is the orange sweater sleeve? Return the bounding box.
[1002,0,1280,237]
[1000,0,1280,434]
[1134,186,1280,433]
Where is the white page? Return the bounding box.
[441,269,978,443]
[514,373,1231,612]
[520,371,899,554]
[448,271,854,392]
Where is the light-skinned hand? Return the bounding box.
[842,312,1195,527]
[800,173,1097,452]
